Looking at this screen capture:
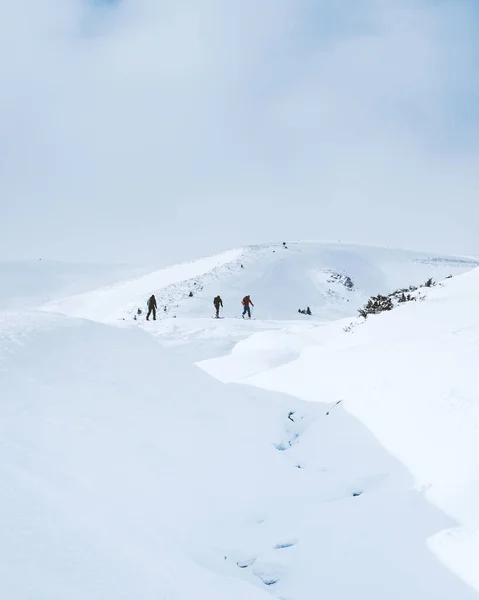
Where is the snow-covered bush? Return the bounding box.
[358,278,435,319]
[358,294,394,318]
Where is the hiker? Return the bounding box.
[213,295,223,318]
[242,295,254,319]
[306,306,312,316]
[146,294,157,321]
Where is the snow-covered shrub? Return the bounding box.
[358,294,394,319]
[358,277,435,319]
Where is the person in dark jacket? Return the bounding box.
[213,295,223,318]
[242,295,254,319]
[146,294,157,321]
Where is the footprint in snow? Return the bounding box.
[253,563,283,586]
[273,538,297,550]
[236,556,256,569]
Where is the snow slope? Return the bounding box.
[44,241,479,324]
[2,309,478,599]
[0,312,281,599]
[200,267,479,594]
[3,242,479,599]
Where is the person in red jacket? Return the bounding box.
[242,295,254,319]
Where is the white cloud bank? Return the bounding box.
[0,0,478,264]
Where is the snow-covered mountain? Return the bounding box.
[45,240,478,323]
[2,241,479,599]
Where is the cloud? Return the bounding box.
[0,0,478,264]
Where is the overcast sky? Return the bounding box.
[1,0,478,265]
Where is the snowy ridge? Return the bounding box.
[43,248,243,322]
[43,241,479,324]
[2,242,479,599]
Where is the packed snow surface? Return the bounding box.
[2,241,479,599]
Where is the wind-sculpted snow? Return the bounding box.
[2,242,479,598]
[2,311,477,599]
[201,267,479,594]
[0,313,285,598]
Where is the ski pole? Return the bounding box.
[325,400,342,416]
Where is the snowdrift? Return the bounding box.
[3,242,479,598]
[2,310,477,599]
[0,311,290,599]
[201,267,479,593]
